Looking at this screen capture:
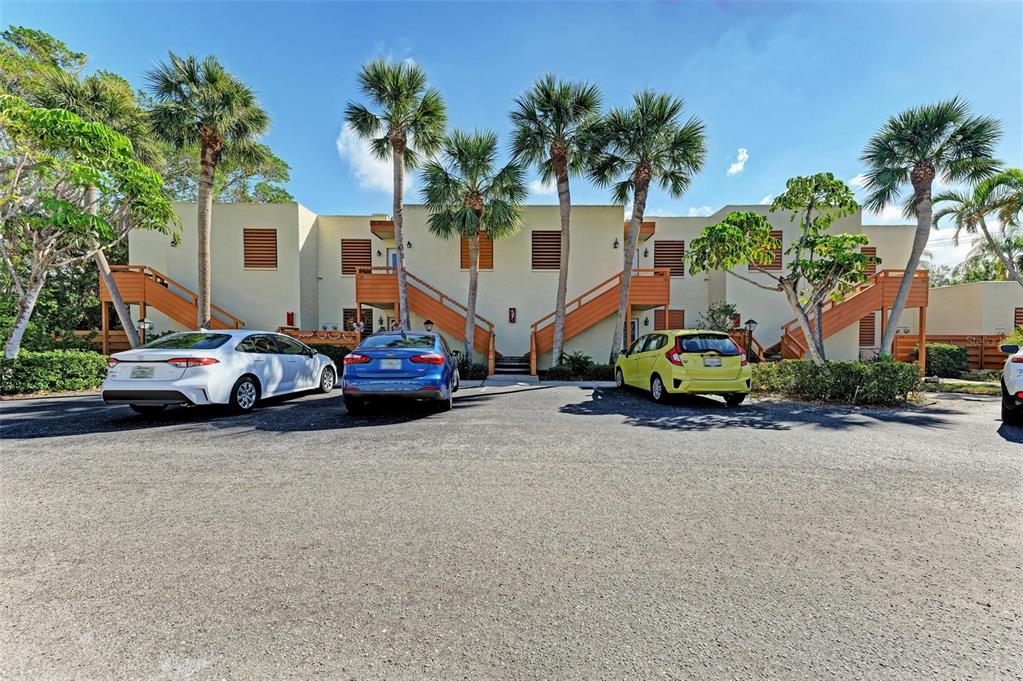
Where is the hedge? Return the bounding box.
[752,359,920,406]
[540,363,614,382]
[924,343,969,378]
[1,350,109,395]
[310,344,350,367]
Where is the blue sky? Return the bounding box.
[7,1,1021,264]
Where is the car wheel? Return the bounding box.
[318,366,336,394]
[343,396,364,415]
[437,380,454,412]
[615,368,625,389]
[1003,382,1022,426]
[452,368,460,393]
[650,374,669,403]
[129,404,166,416]
[230,375,260,413]
[725,393,747,407]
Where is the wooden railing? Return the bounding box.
[278,327,361,348]
[730,329,766,361]
[894,334,1011,371]
[104,265,245,329]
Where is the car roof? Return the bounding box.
[661,329,730,336]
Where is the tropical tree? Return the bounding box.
[588,90,706,361]
[510,75,601,364]
[146,53,270,328]
[0,25,86,97]
[0,96,176,357]
[160,141,293,203]
[860,97,1001,355]
[34,68,162,347]
[420,129,526,359]
[344,60,446,330]
[687,205,872,365]
[933,168,1023,288]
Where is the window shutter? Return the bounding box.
[460,234,494,269]
[1015,307,1023,329]
[862,246,877,276]
[654,240,685,277]
[655,309,685,330]
[531,231,561,269]
[341,239,372,275]
[751,230,783,271]
[243,229,277,269]
[859,313,876,346]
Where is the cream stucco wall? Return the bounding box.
[928,282,1022,335]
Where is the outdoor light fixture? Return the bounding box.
[643,248,649,258]
[744,318,758,357]
[406,240,413,248]
[378,317,384,327]
[613,238,619,249]
[424,319,434,332]
[376,249,382,256]
[643,317,650,327]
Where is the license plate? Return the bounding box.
[703,357,722,367]
[130,366,155,378]
[379,359,401,370]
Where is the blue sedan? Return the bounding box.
[341,332,460,414]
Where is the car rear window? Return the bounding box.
[359,334,435,349]
[677,334,740,355]
[139,333,231,350]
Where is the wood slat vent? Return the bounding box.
[859,313,876,346]
[531,231,561,270]
[654,240,685,277]
[862,246,878,276]
[243,228,278,269]
[750,230,784,271]
[1015,307,1023,329]
[341,239,372,275]
[654,309,685,330]
[460,234,494,270]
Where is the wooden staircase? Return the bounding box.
[99,265,244,351]
[355,266,497,373]
[528,268,671,374]
[779,269,929,359]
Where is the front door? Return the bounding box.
[386,248,398,267]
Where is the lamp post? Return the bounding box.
[744,318,758,358]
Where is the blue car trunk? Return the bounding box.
[347,348,434,379]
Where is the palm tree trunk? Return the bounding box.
[196,144,216,329]
[879,184,932,355]
[978,217,1023,288]
[551,166,571,365]
[464,234,480,361]
[610,180,649,362]
[4,268,46,360]
[391,144,410,330]
[86,186,140,348]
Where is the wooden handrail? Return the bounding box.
[355,266,495,332]
[529,268,670,334]
[110,264,245,328]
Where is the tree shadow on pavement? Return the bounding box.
[559,387,963,432]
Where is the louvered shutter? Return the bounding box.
[460,234,494,269]
[341,239,372,275]
[243,229,277,269]
[531,231,561,269]
[654,240,685,277]
[862,246,877,276]
[859,313,876,346]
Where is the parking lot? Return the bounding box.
[2,385,1021,679]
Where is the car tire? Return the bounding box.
[229,375,260,413]
[129,404,166,416]
[650,374,669,403]
[452,368,460,393]
[343,396,364,415]
[725,393,747,407]
[1003,382,1022,426]
[437,380,454,412]
[318,366,336,394]
[615,368,625,389]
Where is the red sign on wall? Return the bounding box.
[508,308,517,324]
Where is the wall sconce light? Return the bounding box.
[406,240,413,249]
[643,248,649,258]
[643,317,650,327]
[423,319,434,332]
[613,238,619,249]
[376,250,382,256]
[378,317,384,327]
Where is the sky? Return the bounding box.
[6,0,1021,267]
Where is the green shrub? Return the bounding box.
[0,350,109,395]
[311,344,350,367]
[924,343,968,378]
[558,351,595,375]
[540,365,576,381]
[1003,327,1023,348]
[751,359,920,406]
[584,363,615,381]
[539,361,614,381]
[0,315,55,352]
[459,362,488,380]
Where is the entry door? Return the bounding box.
[386,248,398,267]
[630,318,640,343]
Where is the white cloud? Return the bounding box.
[727,148,749,176]
[760,194,773,205]
[335,124,411,195]
[849,174,868,188]
[687,206,713,217]
[529,178,556,196]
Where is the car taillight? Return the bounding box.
[740,352,749,367]
[664,348,684,366]
[1011,357,1023,364]
[410,353,445,365]
[107,358,119,368]
[166,357,219,368]
[343,353,371,365]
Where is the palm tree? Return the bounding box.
[420,129,526,359]
[860,97,1001,354]
[934,170,1023,288]
[956,224,1023,282]
[345,60,446,330]
[146,53,270,328]
[35,68,161,347]
[589,90,706,361]
[510,75,601,364]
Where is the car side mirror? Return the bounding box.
[1001,344,1020,354]
[620,348,630,358]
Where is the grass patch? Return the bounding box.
[922,380,1001,396]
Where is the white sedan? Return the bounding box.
[1001,341,1023,426]
[102,330,337,415]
